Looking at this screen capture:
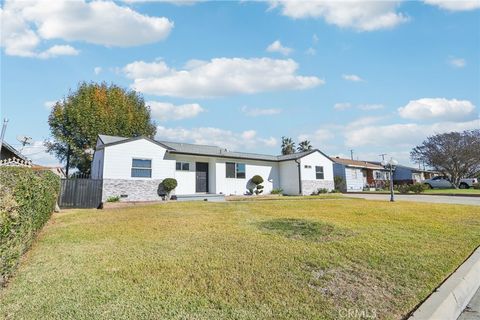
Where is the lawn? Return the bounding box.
[423,188,480,195]
[1,198,480,319]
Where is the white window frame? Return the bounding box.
[131,158,152,178]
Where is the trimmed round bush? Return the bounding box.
[251,175,264,185]
[161,178,178,192]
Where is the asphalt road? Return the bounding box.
[458,287,480,320]
[342,193,480,206]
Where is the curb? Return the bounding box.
[408,246,480,320]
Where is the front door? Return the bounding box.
[195,162,209,193]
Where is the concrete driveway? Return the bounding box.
[342,193,480,206]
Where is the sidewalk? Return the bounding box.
[342,193,480,206]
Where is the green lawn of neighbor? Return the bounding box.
[423,188,480,195]
[1,198,479,320]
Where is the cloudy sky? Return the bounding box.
[1,0,479,166]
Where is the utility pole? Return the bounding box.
[0,118,8,155]
[66,145,71,178]
[350,149,354,160]
[379,153,387,161]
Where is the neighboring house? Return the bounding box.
[91,134,335,201]
[392,165,427,184]
[332,157,389,192]
[1,141,27,161]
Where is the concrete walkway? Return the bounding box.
[342,193,480,206]
[458,288,480,320]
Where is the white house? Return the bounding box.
[91,134,334,201]
[332,157,389,192]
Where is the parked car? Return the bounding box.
[423,176,478,189]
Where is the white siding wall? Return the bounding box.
[103,139,175,180]
[215,159,279,195]
[279,160,300,195]
[169,154,217,195]
[91,148,104,179]
[300,152,334,181]
[345,167,364,191]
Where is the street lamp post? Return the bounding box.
[381,158,398,202]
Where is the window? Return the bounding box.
[375,171,383,180]
[315,166,324,180]
[131,159,151,178]
[226,162,246,179]
[176,162,190,171]
[236,163,246,179]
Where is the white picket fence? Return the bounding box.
[0,157,32,167]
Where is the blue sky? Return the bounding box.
[1,0,479,166]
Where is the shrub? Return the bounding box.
[270,188,283,195]
[334,176,345,192]
[0,167,60,286]
[250,175,264,195]
[410,182,426,194]
[251,175,264,185]
[106,195,120,202]
[160,178,178,200]
[312,188,329,195]
[397,184,411,194]
[473,183,480,190]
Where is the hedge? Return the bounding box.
[0,167,60,286]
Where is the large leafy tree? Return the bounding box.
[410,130,480,187]
[281,136,296,155]
[297,140,312,152]
[46,82,157,174]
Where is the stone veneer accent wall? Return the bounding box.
[102,179,166,202]
[301,180,335,195]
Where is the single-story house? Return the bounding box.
[91,134,335,201]
[392,165,437,184]
[1,141,27,161]
[332,157,389,192]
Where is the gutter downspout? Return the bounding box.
[295,158,302,195]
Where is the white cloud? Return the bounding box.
[22,141,62,167]
[44,100,56,109]
[37,45,79,59]
[125,57,324,98]
[358,104,384,111]
[94,67,102,75]
[266,40,293,56]
[342,74,364,82]
[424,0,480,11]
[148,101,205,121]
[305,47,316,56]
[241,106,282,117]
[156,126,277,150]
[123,0,200,5]
[448,57,466,68]
[298,128,335,148]
[398,98,477,122]
[334,102,352,111]
[1,0,173,58]
[123,60,170,79]
[344,118,480,148]
[312,33,319,44]
[270,1,408,31]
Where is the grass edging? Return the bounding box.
[407,245,480,320]
[345,192,480,198]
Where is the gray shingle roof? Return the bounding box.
[1,141,27,161]
[97,134,328,162]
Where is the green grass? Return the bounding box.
[1,199,480,319]
[423,188,480,195]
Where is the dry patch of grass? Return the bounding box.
[1,199,479,319]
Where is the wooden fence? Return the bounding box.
[58,178,103,208]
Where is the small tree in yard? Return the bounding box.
[411,130,480,188]
[161,178,177,200]
[251,175,264,195]
[281,137,296,155]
